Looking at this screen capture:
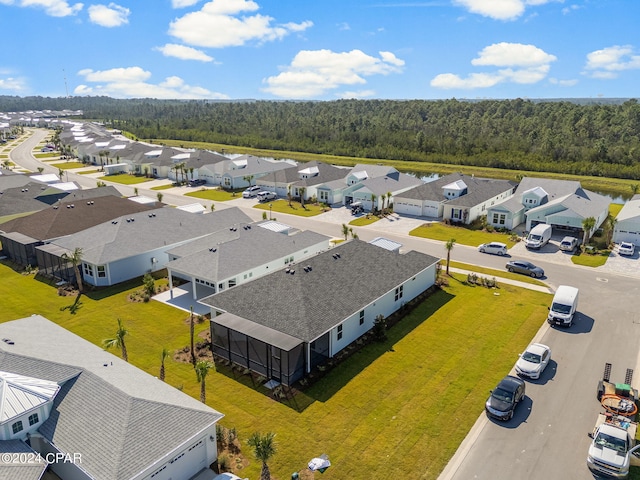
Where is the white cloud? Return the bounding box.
[262,49,405,99]
[168,0,313,48]
[154,44,214,62]
[88,3,130,27]
[338,90,376,99]
[583,45,640,79]
[431,42,556,90]
[453,0,559,21]
[75,66,228,99]
[0,0,83,16]
[171,0,200,7]
[0,76,27,92]
[549,77,579,87]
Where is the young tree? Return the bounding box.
[189,306,196,366]
[342,223,349,240]
[287,185,293,207]
[37,167,44,174]
[243,174,255,187]
[385,191,392,214]
[103,318,129,362]
[157,192,164,203]
[61,247,84,293]
[143,273,155,297]
[582,216,597,246]
[159,347,169,382]
[247,432,277,480]
[445,238,456,275]
[299,186,306,207]
[370,194,377,213]
[195,360,215,403]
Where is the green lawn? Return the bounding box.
[571,251,610,267]
[610,203,623,218]
[0,261,551,479]
[185,188,241,201]
[444,260,548,287]
[349,215,380,226]
[54,161,85,170]
[410,222,518,249]
[33,153,59,159]
[151,184,176,191]
[254,199,327,217]
[98,174,152,185]
[77,169,101,175]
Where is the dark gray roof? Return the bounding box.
[0,352,82,384]
[357,171,422,196]
[202,239,439,342]
[167,225,330,282]
[397,173,514,204]
[48,206,252,264]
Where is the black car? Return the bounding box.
[485,375,526,421]
[188,179,206,187]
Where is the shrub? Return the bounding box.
[372,314,387,342]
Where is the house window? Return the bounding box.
[452,209,461,220]
[228,278,236,288]
[319,191,328,201]
[218,283,224,291]
[28,413,39,426]
[244,274,248,279]
[97,265,106,278]
[152,168,158,176]
[359,310,364,325]
[83,264,94,277]
[223,177,231,186]
[498,214,506,225]
[395,285,403,301]
[337,324,343,341]
[12,421,23,434]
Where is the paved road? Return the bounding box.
[9,129,640,480]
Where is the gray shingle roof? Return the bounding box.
[167,226,330,282]
[357,171,422,196]
[0,440,46,480]
[397,173,514,205]
[49,206,252,264]
[202,239,439,342]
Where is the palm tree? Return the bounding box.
[445,238,456,275]
[287,185,293,207]
[159,347,169,382]
[247,432,277,480]
[103,318,129,362]
[605,213,617,246]
[370,194,377,213]
[299,186,306,207]
[61,247,84,292]
[37,167,44,174]
[189,306,196,366]
[386,191,392,214]
[157,192,164,203]
[582,216,597,246]
[58,168,64,181]
[342,223,349,240]
[195,360,214,403]
[243,174,255,187]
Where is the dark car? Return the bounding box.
[505,260,544,278]
[485,375,526,421]
[188,179,206,187]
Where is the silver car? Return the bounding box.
[478,242,507,256]
[505,260,544,278]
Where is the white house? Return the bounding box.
[0,315,224,480]
[613,194,640,245]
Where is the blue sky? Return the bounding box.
[0,0,639,100]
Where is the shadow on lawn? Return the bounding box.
[303,287,456,406]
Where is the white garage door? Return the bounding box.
[395,201,422,216]
[615,229,640,246]
[145,437,207,480]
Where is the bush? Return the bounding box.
[372,314,387,342]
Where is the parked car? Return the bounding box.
[188,179,206,187]
[505,260,544,278]
[242,185,261,198]
[478,242,508,256]
[485,375,526,421]
[515,343,551,380]
[40,146,55,152]
[559,236,579,253]
[257,191,277,202]
[618,242,635,256]
[213,473,243,480]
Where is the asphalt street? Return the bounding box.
[8,129,640,480]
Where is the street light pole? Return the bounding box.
[269,203,273,220]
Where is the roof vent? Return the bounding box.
[307,265,312,271]
[332,254,338,259]
[336,253,341,258]
[53,206,58,209]
[66,205,71,208]
[126,219,131,223]
[285,268,290,273]
[87,201,91,205]
[90,201,94,205]
[209,248,217,253]
[71,204,75,208]
[290,270,295,275]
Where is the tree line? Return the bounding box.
[3,95,640,179]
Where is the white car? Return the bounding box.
[242,185,261,198]
[213,474,244,480]
[515,343,551,380]
[257,191,277,202]
[618,242,635,256]
[477,242,507,256]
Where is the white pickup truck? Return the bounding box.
[587,413,640,478]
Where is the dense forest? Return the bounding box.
[3,95,640,180]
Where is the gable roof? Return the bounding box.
[0,371,59,423]
[527,187,609,219]
[356,171,422,196]
[202,239,439,343]
[48,206,252,264]
[0,195,159,241]
[167,225,330,282]
[615,194,640,222]
[0,316,223,480]
[443,178,516,208]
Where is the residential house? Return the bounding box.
[486,177,610,236]
[315,164,397,206]
[346,171,422,212]
[36,207,252,287]
[613,194,640,245]
[0,315,223,480]
[256,161,348,202]
[393,173,516,222]
[202,239,439,386]
[0,195,160,268]
[166,223,331,301]
[217,155,293,190]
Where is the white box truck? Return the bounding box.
[547,285,579,327]
[525,223,552,249]
[587,413,640,479]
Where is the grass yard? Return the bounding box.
[53,161,85,170]
[0,261,551,480]
[185,188,241,201]
[444,260,548,287]
[410,222,518,249]
[98,173,152,185]
[349,215,380,226]
[254,199,327,217]
[77,169,101,175]
[571,251,611,267]
[610,203,623,218]
[33,153,59,159]
[151,184,176,190]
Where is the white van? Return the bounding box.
[547,285,579,327]
[525,224,552,249]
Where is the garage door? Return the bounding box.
[145,437,207,480]
[615,230,640,246]
[395,201,422,216]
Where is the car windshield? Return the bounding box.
[492,388,513,403]
[595,433,628,453]
[551,302,572,314]
[522,351,541,363]
[529,235,541,240]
